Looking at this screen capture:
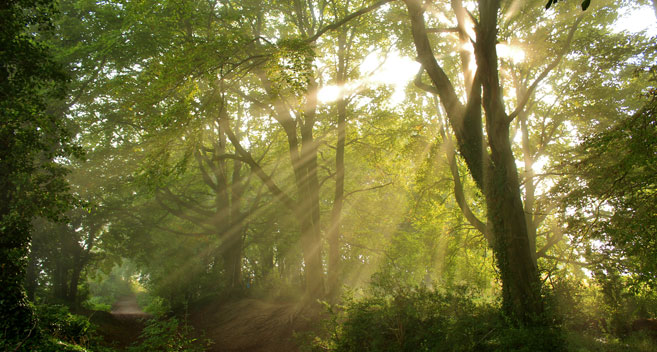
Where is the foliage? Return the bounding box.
[16,0,657,349]
[83,264,134,312]
[127,316,213,352]
[544,271,657,351]
[0,0,81,348]
[37,305,92,347]
[556,90,657,289]
[313,283,565,352]
[16,304,114,352]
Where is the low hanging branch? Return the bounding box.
[307,0,395,42]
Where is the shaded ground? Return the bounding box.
[88,294,320,351]
[190,298,321,352]
[88,294,151,349]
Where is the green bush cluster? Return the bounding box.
[313,285,564,352]
[127,316,212,352]
[10,304,106,352]
[36,305,92,348]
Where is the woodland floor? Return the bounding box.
[88,294,151,349]
[90,294,319,351]
[189,297,320,352]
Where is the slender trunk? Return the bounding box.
[520,112,538,264]
[254,66,325,299]
[227,154,245,290]
[328,30,347,299]
[25,254,39,302]
[68,262,82,309]
[299,79,325,299]
[261,245,275,279]
[53,257,68,302]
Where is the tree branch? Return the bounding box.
[194,149,218,190]
[161,187,215,218]
[307,0,394,42]
[405,0,464,120]
[155,192,216,230]
[536,224,565,258]
[447,146,489,239]
[344,182,393,199]
[426,27,459,33]
[218,107,297,211]
[508,16,583,122]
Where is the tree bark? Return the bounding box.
[298,78,325,299]
[328,29,348,300]
[404,0,545,323]
[250,72,326,299]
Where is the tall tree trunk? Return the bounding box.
[485,132,543,322]
[298,78,325,299]
[222,234,243,290]
[404,0,545,324]
[226,154,245,290]
[53,256,68,302]
[68,260,82,309]
[253,71,326,299]
[25,254,39,302]
[476,0,543,322]
[519,111,538,264]
[328,30,347,299]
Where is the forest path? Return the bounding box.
[111,293,149,317]
[90,293,150,349]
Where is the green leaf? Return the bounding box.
[581,0,591,11]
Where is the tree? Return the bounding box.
[0,0,80,347]
[398,0,654,326]
[27,206,105,309]
[402,0,557,325]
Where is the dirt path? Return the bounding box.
[90,293,151,349]
[111,294,150,317]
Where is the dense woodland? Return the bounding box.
[2,0,657,351]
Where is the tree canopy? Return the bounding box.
[5,0,657,350]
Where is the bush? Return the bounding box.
[128,316,212,352]
[313,284,565,352]
[37,305,92,346]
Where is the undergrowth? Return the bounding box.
[310,284,564,352]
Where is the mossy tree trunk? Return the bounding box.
[404,0,544,323]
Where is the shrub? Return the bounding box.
[37,305,92,346]
[313,285,565,352]
[128,316,212,352]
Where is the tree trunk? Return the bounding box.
[476,0,543,322]
[223,233,243,290]
[404,0,545,324]
[328,30,348,300]
[254,71,326,299]
[485,133,543,323]
[53,256,68,303]
[299,80,325,299]
[25,254,39,302]
[519,111,538,264]
[68,261,82,309]
[227,148,245,290]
